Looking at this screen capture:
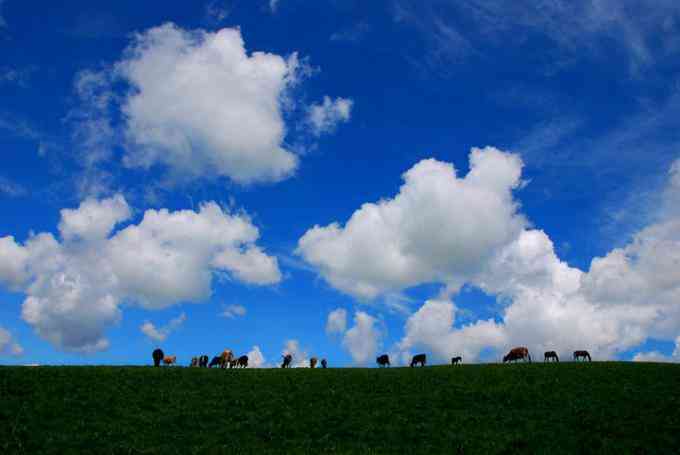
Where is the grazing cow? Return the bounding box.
[152,348,164,367]
[229,359,238,368]
[310,357,318,369]
[237,355,248,368]
[544,351,559,362]
[573,350,592,362]
[411,353,427,367]
[190,357,199,367]
[281,354,293,368]
[503,347,531,363]
[320,359,327,369]
[208,356,221,368]
[163,355,177,366]
[199,355,209,368]
[376,354,390,367]
[451,356,462,365]
[220,349,234,369]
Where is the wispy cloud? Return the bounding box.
[330,22,370,44]
[0,66,37,87]
[220,304,247,319]
[0,176,27,197]
[140,313,187,343]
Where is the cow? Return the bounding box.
[411,353,427,367]
[376,354,390,367]
[190,357,199,367]
[573,350,592,362]
[544,351,559,362]
[220,349,234,369]
[320,359,327,369]
[310,357,318,369]
[503,347,531,363]
[229,359,238,368]
[163,355,177,366]
[451,356,462,365]
[208,356,222,368]
[237,355,248,368]
[281,354,293,368]
[199,355,209,368]
[152,348,164,367]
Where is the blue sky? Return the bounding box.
[2,0,680,366]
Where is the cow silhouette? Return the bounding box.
[503,347,531,363]
[573,350,591,362]
[152,348,164,367]
[451,356,462,365]
[376,354,390,367]
[544,351,559,362]
[281,354,293,368]
[410,353,426,367]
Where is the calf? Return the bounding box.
[320,359,327,369]
[503,347,531,363]
[573,350,592,362]
[237,355,248,368]
[281,354,293,368]
[152,348,164,367]
[411,353,427,367]
[376,354,390,367]
[163,355,177,366]
[544,351,559,362]
[310,357,318,369]
[451,356,462,365]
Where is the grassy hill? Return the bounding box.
[1,362,679,453]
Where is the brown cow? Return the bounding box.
[220,349,234,369]
[281,354,293,368]
[163,355,177,366]
[503,347,531,363]
[573,350,591,362]
[310,357,318,369]
[410,353,426,367]
[544,351,559,362]
[451,356,462,365]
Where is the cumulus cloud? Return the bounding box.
[220,304,247,318]
[307,96,353,136]
[297,147,526,299]
[140,312,186,342]
[325,308,347,334]
[0,195,281,352]
[0,327,23,357]
[342,311,381,364]
[301,147,680,363]
[247,345,266,367]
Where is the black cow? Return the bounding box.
[544,351,559,362]
[152,348,164,367]
[320,358,327,368]
[451,356,462,365]
[199,355,209,368]
[281,354,293,368]
[411,353,426,367]
[208,356,222,368]
[237,355,248,368]
[376,354,390,367]
[573,350,592,362]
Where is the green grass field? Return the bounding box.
[1,362,679,453]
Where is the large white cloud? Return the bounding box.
[325,308,347,334]
[342,311,382,364]
[302,148,680,363]
[0,195,281,352]
[297,147,526,299]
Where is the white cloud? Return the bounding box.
[115,23,300,184]
[342,311,381,364]
[0,327,23,357]
[297,147,526,299]
[220,304,247,318]
[0,176,27,197]
[247,345,266,367]
[325,308,347,334]
[0,195,281,352]
[307,96,353,136]
[300,147,680,363]
[205,0,230,23]
[140,312,186,342]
